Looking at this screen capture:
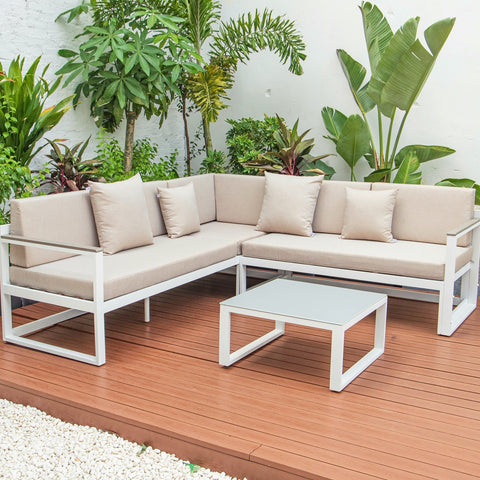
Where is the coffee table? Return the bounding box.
[219,278,387,391]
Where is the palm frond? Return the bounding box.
[209,9,306,75]
[186,63,229,122]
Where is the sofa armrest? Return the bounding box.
[447,218,480,239]
[1,234,103,256]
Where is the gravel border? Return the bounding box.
[0,399,246,480]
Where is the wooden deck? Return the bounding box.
[1,273,480,480]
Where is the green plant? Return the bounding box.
[42,137,102,192]
[247,115,334,178]
[161,1,307,171]
[197,149,226,174]
[96,132,179,182]
[225,115,282,175]
[321,2,456,183]
[56,1,202,172]
[0,57,73,166]
[0,148,39,224]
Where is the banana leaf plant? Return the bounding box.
[246,115,334,178]
[321,2,456,184]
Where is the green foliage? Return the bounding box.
[210,9,307,75]
[321,2,456,184]
[56,1,202,170]
[0,57,73,167]
[247,115,334,178]
[163,0,307,154]
[95,131,179,182]
[225,115,281,175]
[197,149,226,174]
[42,137,102,192]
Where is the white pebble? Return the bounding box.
[0,399,248,480]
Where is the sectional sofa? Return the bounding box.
[1,173,479,365]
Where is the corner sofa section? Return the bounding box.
[1,173,479,366]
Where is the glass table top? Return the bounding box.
[221,278,386,326]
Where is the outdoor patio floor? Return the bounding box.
[0,273,479,480]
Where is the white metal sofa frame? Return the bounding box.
[0,224,242,366]
[237,218,480,337]
[1,218,480,366]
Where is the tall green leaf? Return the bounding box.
[369,17,455,113]
[321,107,347,143]
[393,151,421,184]
[394,144,455,167]
[336,115,371,176]
[367,17,419,117]
[337,50,375,113]
[360,1,393,73]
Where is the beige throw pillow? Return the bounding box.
[157,182,201,238]
[341,187,398,242]
[256,172,323,236]
[89,174,154,254]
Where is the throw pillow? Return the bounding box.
[341,187,398,242]
[256,172,323,236]
[157,182,201,238]
[89,174,154,254]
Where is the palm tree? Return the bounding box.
[164,0,307,174]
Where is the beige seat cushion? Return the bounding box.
[158,183,200,238]
[241,233,472,280]
[167,174,216,224]
[89,174,153,254]
[372,183,475,246]
[214,174,265,225]
[341,188,397,242]
[257,172,323,236]
[9,221,265,300]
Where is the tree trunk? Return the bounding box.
[182,90,192,176]
[124,111,138,172]
[202,116,213,154]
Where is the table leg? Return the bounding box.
[219,306,232,366]
[330,328,345,392]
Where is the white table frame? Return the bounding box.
[219,286,387,392]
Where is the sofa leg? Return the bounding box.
[1,290,13,342]
[144,297,150,323]
[236,263,247,294]
[93,309,106,366]
[438,282,455,336]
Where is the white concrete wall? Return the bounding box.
[1,0,478,183]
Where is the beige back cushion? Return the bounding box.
[372,183,475,246]
[157,183,201,238]
[313,181,371,234]
[341,188,397,242]
[167,174,216,224]
[10,191,99,268]
[89,174,154,255]
[214,174,266,225]
[143,180,168,236]
[256,173,323,237]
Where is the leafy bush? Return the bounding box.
[96,131,179,182]
[0,147,39,223]
[246,115,335,178]
[0,56,72,166]
[0,100,40,223]
[41,137,102,193]
[197,150,226,174]
[225,116,281,174]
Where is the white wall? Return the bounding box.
[1,0,479,183]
